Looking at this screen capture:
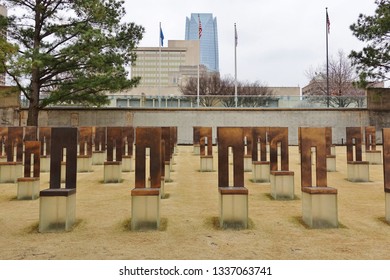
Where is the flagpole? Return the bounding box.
[159,22,162,97]
[197,41,200,107]
[326,8,329,107]
[234,23,238,108]
[197,15,201,107]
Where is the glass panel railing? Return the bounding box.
[105,95,367,109]
[20,95,367,109]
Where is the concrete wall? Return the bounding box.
[6,88,388,145]
[19,109,133,127]
[367,88,390,140]
[0,86,20,108]
[19,107,370,145]
[0,87,21,126]
[130,108,369,145]
[367,88,390,111]
[0,108,19,126]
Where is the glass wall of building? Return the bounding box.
[185,13,219,73]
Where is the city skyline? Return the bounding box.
[125,0,380,87]
[2,1,383,88]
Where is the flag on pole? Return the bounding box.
[234,23,238,107]
[325,8,330,107]
[326,10,330,34]
[235,23,238,47]
[198,14,202,39]
[160,25,164,46]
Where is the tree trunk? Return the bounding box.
[27,68,40,126]
[27,5,41,127]
[27,101,39,126]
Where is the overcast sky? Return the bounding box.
[124,0,378,88]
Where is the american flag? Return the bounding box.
[326,10,330,34]
[198,14,202,39]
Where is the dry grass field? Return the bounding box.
[0,145,390,260]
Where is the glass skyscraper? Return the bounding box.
[185,13,219,73]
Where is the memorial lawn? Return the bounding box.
[0,145,389,260]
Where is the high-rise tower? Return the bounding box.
[185,13,219,73]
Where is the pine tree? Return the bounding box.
[349,0,390,86]
[0,0,144,125]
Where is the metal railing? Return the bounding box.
[20,95,367,109]
[109,95,367,109]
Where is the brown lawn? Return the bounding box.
[0,145,389,260]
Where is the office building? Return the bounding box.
[128,40,203,96]
[185,13,219,73]
[302,77,384,97]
